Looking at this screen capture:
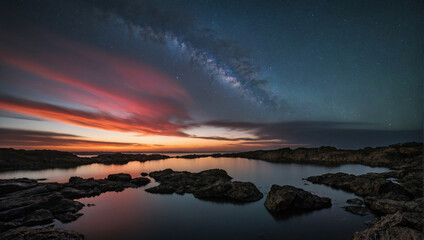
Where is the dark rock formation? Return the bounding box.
[264,185,331,212]
[353,212,423,240]
[306,172,412,200]
[343,206,369,216]
[0,226,84,240]
[0,173,151,237]
[146,169,263,202]
[107,173,132,182]
[347,198,364,205]
[364,197,423,215]
[306,152,423,239]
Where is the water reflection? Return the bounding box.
[0,157,389,240]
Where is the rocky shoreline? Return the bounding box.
[1,142,421,172]
[0,173,151,239]
[306,152,423,239]
[177,142,422,169]
[0,142,422,239]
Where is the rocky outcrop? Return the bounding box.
[107,173,132,182]
[146,169,263,202]
[306,157,423,239]
[353,212,423,240]
[264,185,331,212]
[0,226,84,240]
[0,173,151,236]
[306,172,412,200]
[364,197,423,215]
[343,206,369,216]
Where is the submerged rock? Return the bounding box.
[264,185,331,212]
[1,226,84,240]
[146,169,263,202]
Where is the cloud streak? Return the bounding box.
[196,120,423,149]
[0,128,150,149]
[0,26,193,137]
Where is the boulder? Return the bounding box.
[107,173,132,182]
[131,177,150,186]
[264,185,331,212]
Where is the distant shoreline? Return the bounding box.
[0,142,422,172]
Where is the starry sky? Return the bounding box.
[0,0,422,151]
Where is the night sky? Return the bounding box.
[0,0,422,151]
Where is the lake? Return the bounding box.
[0,156,390,240]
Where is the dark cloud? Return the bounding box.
[199,120,423,149]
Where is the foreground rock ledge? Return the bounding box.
[146,169,263,202]
[264,185,331,213]
[1,226,84,240]
[306,159,423,240]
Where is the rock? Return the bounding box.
[194,181,263,202]
[131,177,150,186]
[347,198,364,205]
[87,203,95,207]
[141,172,148,176]
[0,178,38,195]
[0,174,149,234]
[54,212,83,223]
[353,226,422,240]
[264,185,331,212]
[107,173,132,182]
[343,206,369,216]
[353,212,423,240]
[306,172,412,200]
[364,197,423,215]
[146,169,262,202]
[11,209,54,226]
[1,226,84,240]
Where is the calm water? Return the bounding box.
[0,157,389,240]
